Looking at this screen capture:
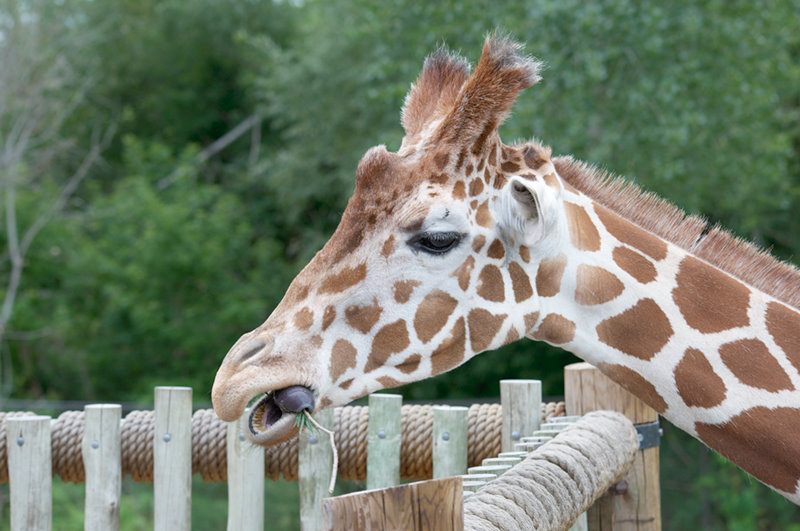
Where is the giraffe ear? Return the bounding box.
[401,46,471,138]
[498,177,554,246]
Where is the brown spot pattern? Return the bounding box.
[564,203,601,252]
[504,327,520,344]
[696,407,800,493]
[431,317,467,375]
[523,145,547,169]
[345,299,382,334]
[452,181,466,200]
[475,201,493,228]
[381,236,395,258]
[377,376,402,389]
[414,289,458,343]
[766,301,800,375]
[542,173,559,188]
[599,363,668,413]
[487,239,505,259]
[397,354,422,374]
[524,312,540,332]
[672,256,750,334]
[472,235,486,253]
[453,256,475,291]
[294,307,314,330]
[596,299,673,360]
[719,339,794,392]
[532,314,576,345]
[467,309,507,352]
[595,205,668,260]
[508,262,533,303]
[365,320,410,373]
[501,161,520,173]
[319,263,367,294]
[322,306,336,331]
[477,265,505,302]
[613,246,657,284]
[469,178,484,197]
[535,254,567,297]
[519,246,530,263]
[393,280,421,304]
[574,264,625,306]
[674,348,727,408]
[340,378,354,390]
[330,339,357,382]
[433,152,449,170]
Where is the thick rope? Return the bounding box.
[0,401,565,484]
[463,411,638,531]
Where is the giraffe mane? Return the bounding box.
[553,156,800,310]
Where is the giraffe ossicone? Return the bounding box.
[212,34,800,504]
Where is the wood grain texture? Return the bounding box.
[7,416,52,531]
[565,363,661,531]
[83,404,122,531]
[322,477,463,531]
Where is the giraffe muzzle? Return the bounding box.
[248,385,316,445]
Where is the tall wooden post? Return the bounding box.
[565,362,661,531]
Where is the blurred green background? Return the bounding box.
[1,0,799,528]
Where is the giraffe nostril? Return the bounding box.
[236,335,272,364]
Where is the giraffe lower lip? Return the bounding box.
[246,387,315,446]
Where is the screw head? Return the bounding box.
[309,435,319,445]
[16,436,24,447]
[91,440,100,450]
[511,431,521,441]
[378,429,386,439]
[239,432,245,442]
[442,432,450,441]
[163,434,171,443]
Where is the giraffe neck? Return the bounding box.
[534,190,800,500]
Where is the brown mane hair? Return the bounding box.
[553,156,800,310]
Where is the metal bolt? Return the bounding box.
[309,435,319,445]
[16,436,23,447]
[239,432,245,442]
[441,431,451,441]
[163,434,171,443]
[91,440,100,450]
[378,429,386,439]
[611,480,629,495]
[511,431,521,441]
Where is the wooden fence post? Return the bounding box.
[83,404,122,531]
[153,386,193,531]
[299,408,334,531]
[565,362,661,530]
[432,406,468,479]
[226,409,265,531]
[367,394,402,490]
[500,379,542,452]
[6,416,52,531]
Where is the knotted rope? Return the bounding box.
[463,410,638,531]
[0,401,565,484]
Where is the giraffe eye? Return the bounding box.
[408,231,462,255]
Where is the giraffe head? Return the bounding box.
[213,35,568,445]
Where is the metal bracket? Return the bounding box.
[635,420,662,450]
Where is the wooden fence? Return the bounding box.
[2,364,661,530]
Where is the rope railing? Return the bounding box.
[462,411,638,531]
[0,401,566,484]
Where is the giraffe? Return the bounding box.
[212,34,800,504]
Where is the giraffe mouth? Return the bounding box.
[247,386,316,446]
